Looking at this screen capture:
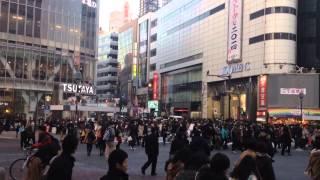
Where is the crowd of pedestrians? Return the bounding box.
[9,116,320,180]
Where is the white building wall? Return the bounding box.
[146,0,298,118]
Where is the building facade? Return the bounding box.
[97,32,118,101]
[117,19,138,114]
[139,0,159,17]
[140,0,304,120]
[297,0,320,70]
[0,0,98,120]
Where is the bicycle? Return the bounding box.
[9,147,37,180]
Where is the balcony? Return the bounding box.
[98,58,118,66]
[97,75,117,82]
[96,84,116,90]
[97,66,118,73]
[108,49,118,55]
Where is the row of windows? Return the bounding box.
[151,19,157,28]
[0,46,94,82]
[160,53,203,69]
[150,48,157,57]
[0,1,97,50]
[150,34,157,43]
[97,72,117,77]
[249,32,297,44]
[166,3,225,35]
[97,64,118,69]
[96,89,115,95]
[97,81,116,86]
[250,6,297,20]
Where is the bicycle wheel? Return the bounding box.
[9,158,27,180]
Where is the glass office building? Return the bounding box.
[297,0,320,69]
[0,0,98,120]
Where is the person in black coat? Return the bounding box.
[47,135,78,180]
[142,127,159,176]
[100,149,129,180]
[281,126,292,156]
[255,142,276,180]
[170,131,189,157]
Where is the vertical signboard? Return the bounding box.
[227,0,243,64]
[153,72,158,100]
[258,75,267,109]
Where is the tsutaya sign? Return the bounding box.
[62,83,95,95]
[222,62,250,75]
[82,0,97,8]
[227,0,243,63]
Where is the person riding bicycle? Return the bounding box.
[25,125,61,180]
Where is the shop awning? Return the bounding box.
[268,108,320,120]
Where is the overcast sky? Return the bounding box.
[99,0,139,31]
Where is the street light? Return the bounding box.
[299,92,304,121]
[73,71,82,122]
[44,95,52,122]
[206,70,232,120]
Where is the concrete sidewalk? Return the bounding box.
[0,131,18,140]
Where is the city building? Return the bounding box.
[139,0,159,17]
[117,19,138,115]
[297,0,320,70]
[108,2,132,32]
[96,32,118,101]
[161,0,172,6]
[138,0,320,121]
[0,0,98,121]
[136,13,156,111]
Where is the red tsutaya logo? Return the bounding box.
[153,73,158,100]
[259,76,267,108]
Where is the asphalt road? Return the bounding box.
[0,131,311,180]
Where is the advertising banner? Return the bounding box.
[153,72,159,100]
[227,0,243,63]
[258,75,267,109]
[267,74,320,108]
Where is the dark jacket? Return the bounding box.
[145,133,159,156]
[100,169,128,180]
[170,137,189,155]
[47,152,75,180]
[256,152,276,180]
[190,136,211,157]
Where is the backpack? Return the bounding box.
[103,128,115,142]
[41,154,60,180]
[49,135,61,154]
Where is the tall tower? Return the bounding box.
[139,0,159,17]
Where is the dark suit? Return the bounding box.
[142,133,159,175]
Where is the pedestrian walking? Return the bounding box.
[281,126,292,156]
[100,149,129,180]
[84,128,96,156]
[141,128,159,176]
[46,135,78,180]
[230,155,261,180]
[210,153,230,180]
[103,123,116,159]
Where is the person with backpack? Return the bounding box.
[26,126,61,180]
[84,127,96,156]
[104,123,116,159]
[46,135,79,180]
